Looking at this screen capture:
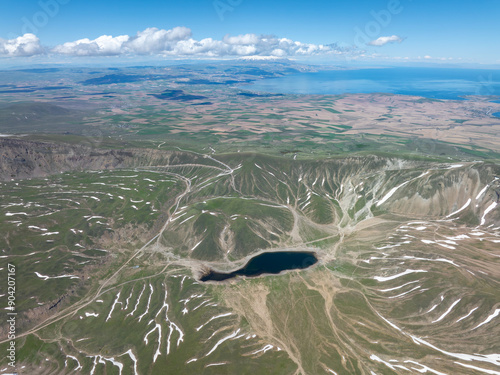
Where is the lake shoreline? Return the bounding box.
[242,67,500,101]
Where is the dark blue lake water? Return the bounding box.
[200,251,318,282]
[245,67,500,100]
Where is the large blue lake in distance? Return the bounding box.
[245,67,500,100]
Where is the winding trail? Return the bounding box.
[0,153,237,345]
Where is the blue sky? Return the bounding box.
[0,0,499,64]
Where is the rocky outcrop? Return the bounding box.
[0,138,197,181]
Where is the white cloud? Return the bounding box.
[126,27,192,54]
[166,38,226,56]
[0,34,43,56]
[1,27,354,58]
[53,34,129,56]
[368,35,403,47]
[53,27,192,56]
[223,33,260,45]
[51,28,351,58]
[231,44,258,56]
[271,48,286,57]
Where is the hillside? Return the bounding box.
[0,144,499,374]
